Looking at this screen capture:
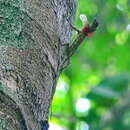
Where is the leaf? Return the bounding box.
[87,74,129,107]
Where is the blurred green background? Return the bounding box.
[50,0,130,130]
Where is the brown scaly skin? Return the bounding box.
[68,18,99,57]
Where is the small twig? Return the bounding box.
[66,17,81,33]
[70,23,81,33]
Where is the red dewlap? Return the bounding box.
[82,27,93,37]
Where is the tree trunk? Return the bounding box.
[0,0,76,129]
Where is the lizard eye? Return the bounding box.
[89,19,99,32]
[92,19,99,28]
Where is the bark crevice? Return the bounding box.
[0,0,77,129]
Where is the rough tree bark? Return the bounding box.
[0,0,77,129]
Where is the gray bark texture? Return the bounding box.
[0,0,76,129]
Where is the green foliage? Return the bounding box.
[51,0,130,129]
[87,74,129,106]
